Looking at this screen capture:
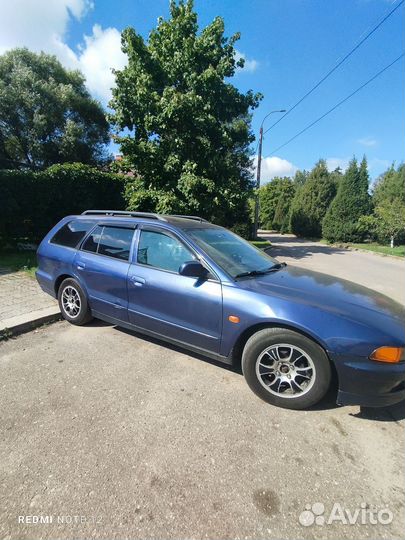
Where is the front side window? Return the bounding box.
[137,229,195,273]
[50,220,94,248]
[186,227,278,278]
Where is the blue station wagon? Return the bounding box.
[36,210,405,410]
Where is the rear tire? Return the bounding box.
[58,278,93,326]
[242,327,331,410]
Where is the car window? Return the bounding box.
[186,227,278,278]
[138,229,195,272]
[50,220,95,248]
[81,225,103,253]
[97,227,134,261]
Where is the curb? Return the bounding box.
[0,306,61,340]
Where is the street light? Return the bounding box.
[253,109,287,239]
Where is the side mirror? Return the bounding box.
[179,260,208,279]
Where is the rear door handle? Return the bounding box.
[76,263,85,270]
[130,275,146,286]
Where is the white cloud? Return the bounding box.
[253,156,298,183]
[357,136,378,147]
[326,157,350,172]
[0,0,126,104]
[235,49,259,73]
[78,25,127,103]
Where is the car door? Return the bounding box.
[127,226,223,353]
[74,224,135,321]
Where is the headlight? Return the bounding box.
[369,347,405,363]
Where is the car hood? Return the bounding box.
[236,265,405,324]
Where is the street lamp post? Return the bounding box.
[253,109,286,239]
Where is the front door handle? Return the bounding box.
[130,275,146,286]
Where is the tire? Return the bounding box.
[58,278,93,326]
[242,327,331,410]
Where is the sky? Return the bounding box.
[0,0,404,182]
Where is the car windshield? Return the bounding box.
[185,227,279,279]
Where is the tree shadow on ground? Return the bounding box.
[264,236,347,261]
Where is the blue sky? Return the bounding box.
[1,0,404,181]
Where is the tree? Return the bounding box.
[289,159,337,237]
[375,199,405,248]
[322,157,371,243]
[373,163,405,207]
[109,0,261,230]
[292,169,309,187]
[0,48,110,169]
[259,177,295,231]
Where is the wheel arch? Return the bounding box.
[230,321,330,369]
[54,274,74,296]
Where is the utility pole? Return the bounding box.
[253,126,263,239]
[253,109,286,239]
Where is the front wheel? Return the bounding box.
[58,278,93,326]
[242,327,331,410]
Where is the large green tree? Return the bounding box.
[322,157,371,242]
[259,177,296,231]
[373,163,405,206]
[365,163,405,246]
[109,0,261,228]
[0,48,110,169]
[289,159,337,237]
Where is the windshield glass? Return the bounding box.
[186,227,279,278]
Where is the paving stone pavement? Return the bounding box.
[0,270,57,322]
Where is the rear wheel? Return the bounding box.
[58,278,93,326]
[242,327,331,410]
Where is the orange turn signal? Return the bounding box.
[369,347,404,363]
[228,315,240,324]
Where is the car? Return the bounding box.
[36,210,405,410]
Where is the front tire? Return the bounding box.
[242,327,331,410]
[58,278,93,326]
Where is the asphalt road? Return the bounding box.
[0,321,404,540]
[261,233,405,306]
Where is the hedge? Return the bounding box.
[0,163,126,244]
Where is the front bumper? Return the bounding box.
[330,352,405,407]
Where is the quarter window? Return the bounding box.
[137,230,195,273]
[81,225,103,253]
[50,220,94,248]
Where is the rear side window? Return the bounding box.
[50,220,94,248]
[82,226,134,261]
[98,227,134,261]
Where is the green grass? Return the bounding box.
[0,250,38,277]
[321,240,404,257]
[250,240,271,249]
[348,243,405,257]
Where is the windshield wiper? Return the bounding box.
[234,262,286,279]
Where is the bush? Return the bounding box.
[0,163,126,244]
[230,221,253,240]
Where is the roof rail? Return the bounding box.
[81,210,166,221]
[169,215,208,223]
[81,210,208,223]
